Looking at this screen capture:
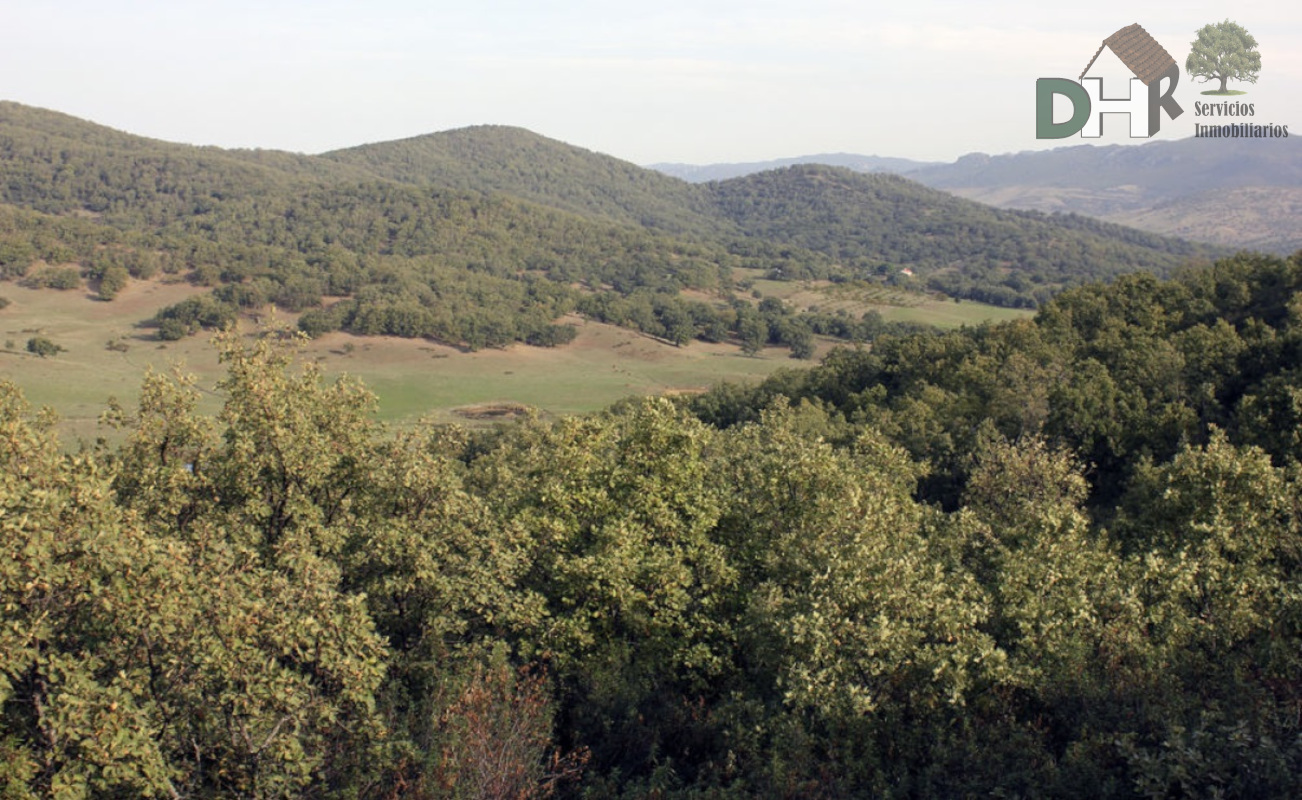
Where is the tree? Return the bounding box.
[97,264,129,300]
[1187,20,1261,94]
[738,313,768,356]
[0,376,389,799]
[25,336,61,357]
[788,329,815,359]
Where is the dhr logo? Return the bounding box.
[1037,23,1183,138]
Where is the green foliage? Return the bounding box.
[0,239,36,279]
[21,267,80,291]
[322,124,727,238]
[721,408,997,717]
[153,295,238,339]
[2,375,388,798]
[5,247,1302,796]
[1187,20,1262,93]
[95,264,128,300]
[5,97,1302,798]
[708,165,1216,307]
[0,100,1220,360]
[24,336,60,357]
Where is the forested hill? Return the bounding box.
[321,125,727,237]
[707,165,1217,306]
[0,101,380,215]
[0,102,762,349]
[0,101,1223,334]
[318,126,1223,302]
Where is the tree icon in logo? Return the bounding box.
[1186,20,1261,95]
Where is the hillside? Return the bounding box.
[707,165,1218,306]
[910,137,1302,196]
[907,137,1302,253]
[1113,186,1302,253]
[0,101,380,210]
[322,125,726,237]
[319,126,1221,307]
[652,137,1302,253]
[0,103,764,351]
[0,101,1225,350]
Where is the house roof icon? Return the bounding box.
[1079,23,1177,85]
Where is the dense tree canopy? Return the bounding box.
[1,99,1294,798]
[1,250,1301,797]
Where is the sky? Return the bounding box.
[3,1,1298,165]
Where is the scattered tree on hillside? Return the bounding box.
[25,335,61,357]
[97,264,129,300]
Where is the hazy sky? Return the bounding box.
[3,1,1298,164]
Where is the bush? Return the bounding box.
[157,318,189,341]
[26,336,62,357]
[525,324,579,347]
[24,266,82,290]
[153,295,238,339]
[97,265,130,300]
[0,240,36,279]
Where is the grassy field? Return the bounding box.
[0,279,822,440]
[0,275,1033,441]
[312,319,822,424]
[739,272,1035,329]
[870,299,1033,327]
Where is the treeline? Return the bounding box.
[3,250,1301,798]
[0,193,898,356]
[576,291,932,356]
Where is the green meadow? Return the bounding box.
[0,276,1031,440]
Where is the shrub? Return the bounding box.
[97,265,130,300]
[25,266,82,290]
[26,336,62,357]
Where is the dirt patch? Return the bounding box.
[98,276,209,320]
[452,402,533,421]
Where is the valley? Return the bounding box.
[5,99,1301,799]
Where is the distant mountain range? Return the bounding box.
[650,154,940,183]
[649,138,1302,254]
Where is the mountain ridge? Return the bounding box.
[649,136,1302,253]
[0,101,1226,331]
[320,124,726,237]
[649,153,939,183]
